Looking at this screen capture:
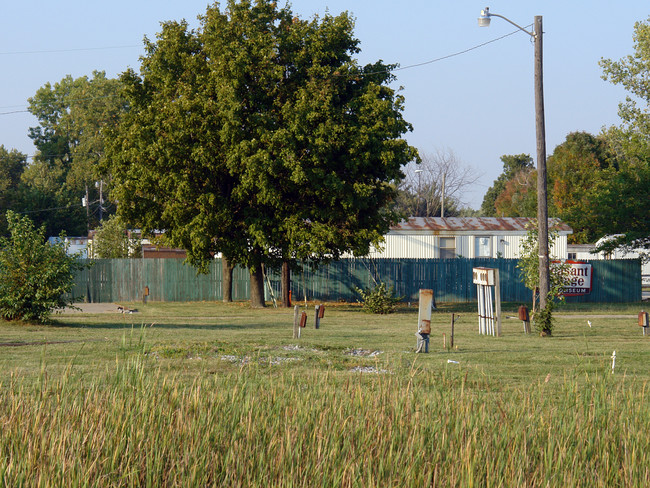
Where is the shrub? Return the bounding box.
[0,211,86,323]
[533,301,555,336]
[355,282,402,314]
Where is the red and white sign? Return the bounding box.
[563,261,592,296]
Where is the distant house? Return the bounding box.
[47,237,91,259]
[368,217,573,260]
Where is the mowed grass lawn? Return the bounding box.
[3,301,648,385]
[1,300,650,486]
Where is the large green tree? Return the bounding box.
[107,0,417,307]
[598,16,650,251]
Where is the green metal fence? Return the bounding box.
[70,258,642,304]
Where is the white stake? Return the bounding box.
[611,350,616,373]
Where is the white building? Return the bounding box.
[47,237,90,258]
[369,217,572,260]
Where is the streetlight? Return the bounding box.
[478,7,550,312]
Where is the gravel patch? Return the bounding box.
[349,366,388,374]
[345,348,383,357]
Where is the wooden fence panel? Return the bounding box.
[70,257,641,304]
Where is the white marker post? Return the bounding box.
[472,268,501,337]
[416,289,433,353]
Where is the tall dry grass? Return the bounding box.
[1,354,649,487]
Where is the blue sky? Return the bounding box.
[1,1,648,209]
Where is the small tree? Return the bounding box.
[92,215,141,258]
[0,211,86,323]
[517,221,571,335]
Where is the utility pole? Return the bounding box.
[96,180,104,222]
[84,184,90,233]
[534,15,550,311]
[441,172,446,218]
[478,8,550,312]
[415,169,423,217]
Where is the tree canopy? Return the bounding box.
[106,0,417,306]
[598,16,650,251]
[0,146,27,235]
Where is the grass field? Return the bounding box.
[1,300,649,486]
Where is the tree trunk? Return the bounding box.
[281,261,291,308]
[249,266,266,308]
[222,257,233,303]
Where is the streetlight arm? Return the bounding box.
[479,8,536,38]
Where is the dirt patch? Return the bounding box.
[61,303,122,314]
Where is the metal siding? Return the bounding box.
[551,238,568,259]
[457,236,470,259]
[370,234,437,259]
[501,236,521,259]
[374,233,568,260]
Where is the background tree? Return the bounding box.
[107,0,417,308]
[0,211,86,323]
[493,167,537,217]
[395,149,479,218]
[26,71,127,235]
[0,146,27,235]
[546,132,616,243]
[598,16,650,251]
[480,154,534,216]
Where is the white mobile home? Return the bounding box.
[369,217,572,260]
[568,236,650,285]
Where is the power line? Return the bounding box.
[357,27,529,78]
[0,45,141,56]
[16,203,82,215]
[394,28,528,72]
[0,109,29,115]
[0,29,527,116]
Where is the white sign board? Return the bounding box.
[472,267,496,286]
